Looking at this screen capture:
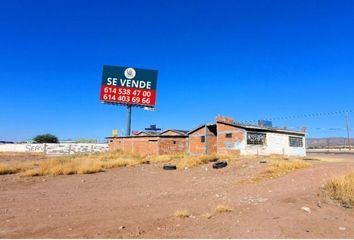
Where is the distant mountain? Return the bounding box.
[306,137,354,149]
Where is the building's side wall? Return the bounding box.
[216,122,244,155]
[286,136,306,157]
[206,127,217,154]
[158,137,187,155]
[207,134,217,154]
[188,127,207,155]
[108,137,159,155]
[241,132,306,157]
[188,126,217,155]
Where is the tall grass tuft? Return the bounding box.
[246,160,312,183]
[0,162,22,175]
[324,171,354,208]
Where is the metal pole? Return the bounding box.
[345,112,351,151]
[126,105,132,136]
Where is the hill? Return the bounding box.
[306,137,354,149]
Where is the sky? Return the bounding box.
[0,0,353,142]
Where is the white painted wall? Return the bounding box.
[0,143,108,155]
[240,132,306,157]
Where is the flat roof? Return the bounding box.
[216,120,305,136]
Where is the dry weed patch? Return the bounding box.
[22,151,147,176]
[244,159,312,183]
[214,205,233,213]
[174,210,191,218]
[0,162,22,175]
[2,151,233,176]
[324,171,354,208]
[0,161,36,175]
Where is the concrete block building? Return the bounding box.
[107,116,306,157]
[188,117,306,156]
[107,129,188,155]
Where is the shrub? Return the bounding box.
[324,171,354,208]
[33,134,59,143]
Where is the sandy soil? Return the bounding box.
[0,153,354,238]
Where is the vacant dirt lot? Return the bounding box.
[0,153,354,238]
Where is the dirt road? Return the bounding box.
[1,154,354,238]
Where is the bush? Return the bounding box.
[324,171,354,208]
[33,134,59,143]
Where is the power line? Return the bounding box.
[241,109,353,124]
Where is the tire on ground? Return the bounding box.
[212,161,228,169]
[163,164,177,170]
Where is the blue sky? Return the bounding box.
[0,0,353,141]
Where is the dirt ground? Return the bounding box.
[1,153,354,238]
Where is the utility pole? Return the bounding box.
[345,112,351,151]
[126,105,132,136]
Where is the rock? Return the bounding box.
[260,160,267,163]
[339,227,346,231]
[68,228,72,231]
[317,201,322,208]
[81,179,85,183]
[301,206,311,213]
[119,225,126,230]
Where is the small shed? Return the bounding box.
[107,129,188,155]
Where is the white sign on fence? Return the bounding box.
[0,143,108,155]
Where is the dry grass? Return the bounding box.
[214,204,233,213]
[19,151,189,176]
[324,171,354,208]
[22,151,158,176]
[176,154,233,169]
[0,161,37,175]
[174,210,191,218]
[0,162,23,175]
[2,151,232,177]
[245,159,312,183]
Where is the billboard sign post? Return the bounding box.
[100,65,158,136]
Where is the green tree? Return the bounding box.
[33,134,59,143]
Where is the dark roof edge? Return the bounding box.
[160,129,188,136]
[187,123,216,135]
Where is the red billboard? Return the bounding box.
[100,65,158,107]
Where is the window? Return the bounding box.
[225,133,232,138]
[289,136,303,147]
[247,132,266,145]
[201,136,205,143]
